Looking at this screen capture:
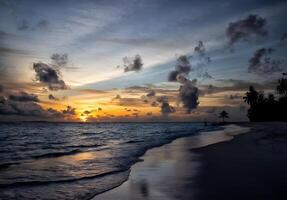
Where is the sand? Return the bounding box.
[92,124,256,200]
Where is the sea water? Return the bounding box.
[0,122,217,200]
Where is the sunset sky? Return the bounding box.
[0,0,287,122]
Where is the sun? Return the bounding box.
[79,115,88,122]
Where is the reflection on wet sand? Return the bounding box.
[93,125,250,200]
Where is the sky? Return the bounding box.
[0,0,287,122]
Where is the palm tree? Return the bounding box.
[219,110,229,122]
[243,86,258,107]
[277,74,287,97]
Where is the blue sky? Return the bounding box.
[0,0,287,121]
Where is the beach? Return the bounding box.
[92,123,287,200]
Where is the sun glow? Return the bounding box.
[79,115,88,122]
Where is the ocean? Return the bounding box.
[0,122,217,200]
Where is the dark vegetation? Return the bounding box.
[219,110,229,122]
[243,73,287,121]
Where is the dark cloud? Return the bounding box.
[226,14,268,46]
[161,102,175,116]
[156,96,175,116]
[167,55,199,113]
[146,112,153,116]
[51,53,68,67]
[248,48,282,75]
[178,76,199,113]
[62,106,76,115]
[151,101,158,107]
[122,54,143,72]
[48,94,59,101]
[9,92,39,102]
[192,41,212,80]
[0,96,63,118]
[132,112,139,117]
[33,62,69,91]
[81,110,92,117]
[194,41,205,56]
[146,90,156,97]
[168,70,180,82]
[168,55,192,82]
[112,94,121,100]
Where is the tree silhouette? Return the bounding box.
[277,74,287,97]
[219,110,229,122]
[243,73,287,122]
[243,86,258,107]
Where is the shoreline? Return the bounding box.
[92,124,250,200]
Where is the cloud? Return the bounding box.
[122,54,143,72]
[197,71,213,79]
[194,41,205,56]
[161,102,175,116]
[214,79,277,91]
[178,76,199,113]
[151,101,158,107]
[192,41,212,80]
[229,94,242,100]
[168,56,199,113]
[226,14,268,46]
[9,92,39,102]
[0,95,63,119]
[248,48,282,75]
[48,94,59,101]
[146,112,153,116]
[112,94,121,100]
[84,110,91,115]
[156,96,175,116]
[17,19,49,31]
[62,106,76,115]
[0,47,31,56]
[168,55,191,82]
[51,53,68,67]
[205,107,217,114]
[146,90,156,97]
[35,20,49,30]
[33,62,69,91]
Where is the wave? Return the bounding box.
[0,169,129,189]
[32,149,82,159]
[66,144,102,148]
[124,140,144,144]
[0,162,19,170]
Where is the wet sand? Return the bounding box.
[92,124,251,200]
